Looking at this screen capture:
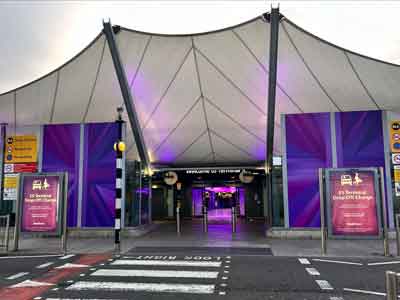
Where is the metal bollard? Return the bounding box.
[203,206,208,233]
[386,271,397,300]
[396,214,400,257]
[4,214,9,252]
[176,206,181,235]
[231,206,237,233]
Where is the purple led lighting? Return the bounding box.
[205,186,236,193]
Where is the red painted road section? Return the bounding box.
[0,253,111,300]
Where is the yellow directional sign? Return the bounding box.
[5,135,37,163]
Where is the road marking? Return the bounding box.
[56,263,90,269]
[6,272,29,280]
[67,281,215,294]
[298,258,310,265]
[219,291,226,295]
[367,261,400,266]
[0,254,61,259]
[315,280,333,290]
[305,268,320,276]
[313,258,363,266]
[46,298,126,300]
[222,276,228,280]
[330,297,344,300]
[11,280,54,288]
[36,262,55,269]
[112,259,221,267]
[220,283,227,287]
[91,269,219,278]
[343,287,386,296]
[59,254,75,260]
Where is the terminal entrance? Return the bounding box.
[144,168,267,238]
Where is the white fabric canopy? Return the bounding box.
[1,14,399,167]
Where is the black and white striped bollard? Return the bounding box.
[114,108,125,253]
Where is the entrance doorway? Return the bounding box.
[192,186,245,224]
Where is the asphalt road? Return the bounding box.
[0,249,399,300]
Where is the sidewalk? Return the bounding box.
[2,221,399,258]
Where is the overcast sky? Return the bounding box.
[1,1,400,94]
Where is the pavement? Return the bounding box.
[0,220,399,299]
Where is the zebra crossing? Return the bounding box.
[42,254,231,299]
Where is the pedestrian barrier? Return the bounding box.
[385,270,400,300]
[0,214,10,252]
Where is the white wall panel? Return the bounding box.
[0,92,15,125]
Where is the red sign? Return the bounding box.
[4,163,37,174]
[329,170,379,236]
[21,175,60,232]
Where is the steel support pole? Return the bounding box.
[396,214,400,256]
[265,7,280,227]
[0,124,6,209]
[319,168,327,255]
[232,206,237,233]
[380,167,390,256]
[203,206,208,233]
[103,21,150,170]
[176,206,181,235]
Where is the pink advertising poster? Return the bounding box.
[21,175,60,232]
[329,170,379,236]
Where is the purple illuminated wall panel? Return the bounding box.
[335,111,384,168]
[42,124,80,227]
[286,113,332,227]
[82,123,117,227]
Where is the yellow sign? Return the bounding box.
[395,166,400,182]
[5,135,37,163]
[4,174,17,189]
[390,121,400,153]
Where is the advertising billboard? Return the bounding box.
[325,168,381,237]
[19,174,63,234]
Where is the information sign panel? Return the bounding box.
[325,168,382,238]
[18,173,64,234]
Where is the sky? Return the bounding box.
[1,0,400,94]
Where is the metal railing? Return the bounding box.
[385,271,400,300]
[0,214,10,252]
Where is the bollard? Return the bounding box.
[176,206,181,235]
[4,214,9,252]
[386,271,397,300]
[203,206,208,233]
[396,214,400,257]
[321,227,327,256]
[231,206,237,233]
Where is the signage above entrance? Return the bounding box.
[186,169,241,175]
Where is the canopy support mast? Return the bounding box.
[265,6,281,226]
[103,21,150,169]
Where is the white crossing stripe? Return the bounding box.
[56,263,89,269]
[305,268,320,276]
[343,287,386,296]
[298,258,310,265]
[36,262,55,269]
[6,272,29,280]
[313,258,363,266]
[59,254,75,260]
[367,261,400,266]
[112,259,221,267]
[91,269,219,278]
[315,280,333,290]
[67,281,215,294]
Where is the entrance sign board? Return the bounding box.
[20,174,62,234]
[12,172,68,253]
[324,168,382,238]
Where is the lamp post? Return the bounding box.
[114,107,125,253]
